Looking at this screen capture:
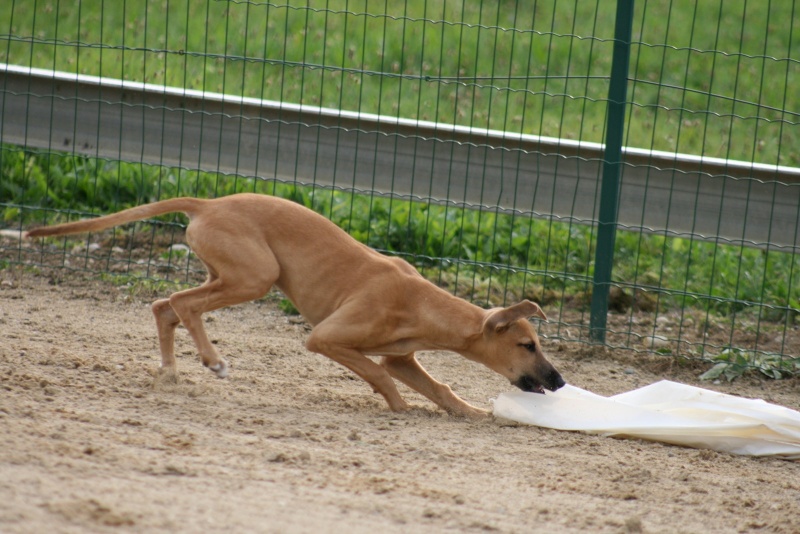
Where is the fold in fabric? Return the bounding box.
[492,380,800,459]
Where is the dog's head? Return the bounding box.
[477,301,565,394]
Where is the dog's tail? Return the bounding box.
[25,197,206,238]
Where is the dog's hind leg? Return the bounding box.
[168,273,274,377]
[167,238,280,378]
[152,298,181,375]
[381,354,489,418]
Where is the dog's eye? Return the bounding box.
[520,342,536,352]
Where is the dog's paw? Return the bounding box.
[455,406,491,420]
[208,360,229,379]
[153,366,180,387]
[469,410,492,420]
[151,366,180,390]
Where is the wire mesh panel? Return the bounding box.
[618,1,800,374]
[1,0,799,377]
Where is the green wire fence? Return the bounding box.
[1,0,799,378]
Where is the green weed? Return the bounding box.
[700,348,800,381]
[278,298,300,316]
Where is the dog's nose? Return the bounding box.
[546,369,566,391]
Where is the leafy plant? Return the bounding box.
[700,348,800,382]
[5,144,800,322]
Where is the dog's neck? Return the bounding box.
[413,281,488,353]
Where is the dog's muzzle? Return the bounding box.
[513,370,566,394]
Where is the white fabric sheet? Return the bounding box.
[492,380,800,459]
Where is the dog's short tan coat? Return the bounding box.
[27,193,564,417]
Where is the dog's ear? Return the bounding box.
[482,300,547,335]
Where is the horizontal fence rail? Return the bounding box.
[3,63,800,251]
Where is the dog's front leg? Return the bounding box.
[381,354,489,419]
[306,332,409,412]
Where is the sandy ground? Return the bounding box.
[1,272,799,533]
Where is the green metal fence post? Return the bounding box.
[589,0,635,343]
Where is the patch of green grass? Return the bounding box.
[98,272,190,298]
[278,298,300,316]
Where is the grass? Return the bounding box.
[1,1,799,367]
[1,1,797,165]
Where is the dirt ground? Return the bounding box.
[1,272,799,534]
